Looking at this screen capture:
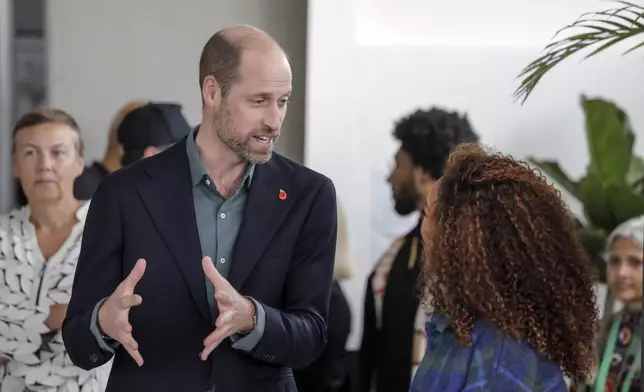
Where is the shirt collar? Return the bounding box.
[428,313,450,335]
[186,126,255,189]
[22,200,91,224]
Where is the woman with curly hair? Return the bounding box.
[411,144,598,391]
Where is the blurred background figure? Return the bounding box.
[359,107,479,392]
[74,100,148,199]
[117,102,192,167]
[0,108,109,391]
[412,144,598,392]
[574,215,643,392]
[295,200,354,392]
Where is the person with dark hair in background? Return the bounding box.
[358,107,479,392]
[411,144,598,391]
[117,102,192,166]
[73,100,147,200]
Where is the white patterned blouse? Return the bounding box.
[0,202,110,392]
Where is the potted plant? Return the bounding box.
[528,96,644,284]
[514,1,644,104]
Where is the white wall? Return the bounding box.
[46,0,307,163]
[307,0,644,350]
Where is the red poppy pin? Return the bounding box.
[279,189,287,200]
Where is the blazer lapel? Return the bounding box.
[229,158,295,289]
[136,140,211,321]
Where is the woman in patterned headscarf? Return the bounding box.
[0,109,109,391]
[590,215,643,392]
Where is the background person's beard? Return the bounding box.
[393,193,417,216]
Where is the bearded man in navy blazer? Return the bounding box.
[62,25,337,392]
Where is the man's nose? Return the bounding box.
[263,105,282,131]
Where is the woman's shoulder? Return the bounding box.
[472,321,566,390]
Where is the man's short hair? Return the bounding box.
[393,107,479,180]
[199,32,241,98]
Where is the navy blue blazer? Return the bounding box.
[62,138,338,392]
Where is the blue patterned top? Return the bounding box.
[410,315,568,392]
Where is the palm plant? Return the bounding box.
[514,1,644,104]
[528,96,644,283]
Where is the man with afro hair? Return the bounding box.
[358,107,479,392]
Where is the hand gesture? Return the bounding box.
[200,256,255,360]
[98,258,146,366]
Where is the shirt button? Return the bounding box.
[220,213,226,219]
[89,353,98,363]
[220,258,226,264]
[205,179,211,186]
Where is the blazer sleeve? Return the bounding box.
[249,177,337,369]
[61,177,124,370]
[358,274,377,392]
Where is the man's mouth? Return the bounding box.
[253,135,272,144]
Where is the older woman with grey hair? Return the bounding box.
[583,215,643,392]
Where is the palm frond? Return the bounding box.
[514,1,644,104]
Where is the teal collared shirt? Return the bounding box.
[89,128,265,354]
[185,127,265,352]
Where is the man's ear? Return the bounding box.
[202,75,223,110]
[413,167,436,194]
[413,166,431,186]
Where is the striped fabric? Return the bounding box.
[410,315,568,392]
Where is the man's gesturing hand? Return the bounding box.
[98,258,146,366]
[200,256,255,361]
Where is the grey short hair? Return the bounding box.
[604,215,644,261]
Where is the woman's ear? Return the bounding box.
[75,155,85,176]
[11,153,20,179]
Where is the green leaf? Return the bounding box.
[626,156,644,193]
[513,1,644,104]
[579,171,615,230]
[528,158,580,198]
[607,184,644,225]
[624,39,644,54]
[580,171,644,232]
[577,225,608,258]
[581,96,635,185]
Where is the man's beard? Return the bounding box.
[393,193,417,216]
[214,106,277,164]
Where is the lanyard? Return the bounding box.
[593,310,641,392]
